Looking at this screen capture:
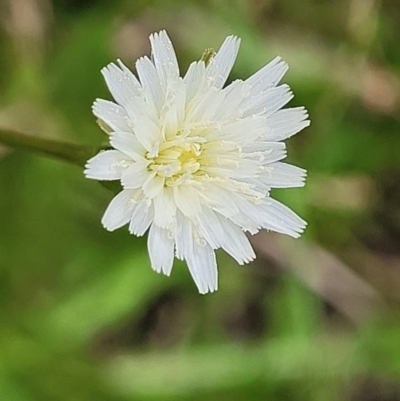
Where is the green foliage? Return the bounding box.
[1,0,400,400]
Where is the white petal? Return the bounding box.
[198,183,241,219]
[153,187,176,229]
[110,132,145,160]
[84,150,131,180]
[161,79,186,138]
[142,174,165,199]
[246,56,288,94]
[147,224,175,275]
[184,86,221,123]
[129,199,154,236]
[124,92,153,122]
[206,188,306,238]
[183,61,206,103]
[207,115,266,145]
[200,142,261,180]
[149,30,179,86]
[243,141,287,163]
[197,185,272,235]
[175,212,191,261]
[186,237,218,294]
[203,160,259,182]
[260,198,307,238]
[136,56,164,114]
[212,79,250,120]
[175,213,218,294]
[121,160,151,188]
[92,99,131,133]
[133,114,162,151]
[197,89,226,121]
[206,35,240,89]
[262,162,306,188]
[173,185,202,217]
[101,61,141,107]
[266,107,310,141]
[196,208,256,264]
[212,193,264,233]
[260,142,288,164]
[102,63,151,122]
[101,189,137,231]
[242,84,293,117]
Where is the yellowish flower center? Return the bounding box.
[147,141,203,181]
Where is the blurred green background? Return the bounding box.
[1,0,400,400]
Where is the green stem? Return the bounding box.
[0,127,98,167]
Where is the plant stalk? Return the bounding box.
[0,127,98,167]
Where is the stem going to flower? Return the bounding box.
[0,126,98,167]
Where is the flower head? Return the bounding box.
[85,30,309,294]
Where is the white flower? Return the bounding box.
[85,30,309,294]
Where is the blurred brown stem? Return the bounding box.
[0,127,98,167]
